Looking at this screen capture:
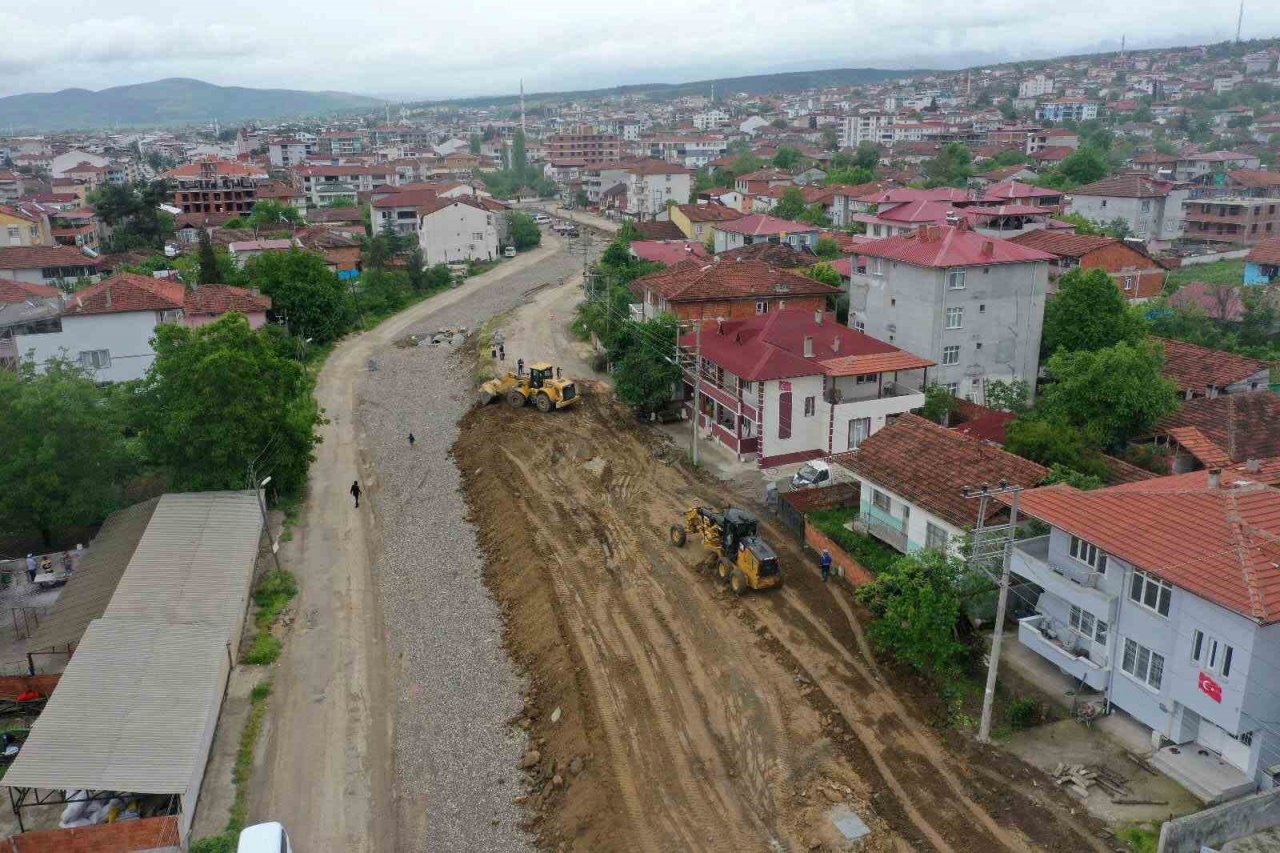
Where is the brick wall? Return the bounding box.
[1082,243,1167,300]
[803,520,875,586]
[0,675,60,700]
[5,815,180,853]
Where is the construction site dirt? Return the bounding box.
[454,388,1113,853]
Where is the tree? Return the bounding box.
[820,128,840,151]
[823,167,874,187]
[0,360,131,544]
[508,211,541,250]
[136,314,322,498]
[1042,268,1146,355]
[1057,145,1109,186]
[1003,416,1105,477]
[728,153,763,178]
[923,143,973,188]
[770,117,788,129]
[244,249,356,344]
[854,549,971,676]
[1040,341,1179,447]
[248,200,301,230]
[612,315,682,413]
[815,237,843,260]
[852,141,881,172]
[987,149,1029,168]
[197,228,220,285]
[405,246,428,293]
[322,195,356,208]
[983,378,1030,413]
[772,187,807,220]
[919,384,958,424]
[468,133,482,155]
[1040,463,1105,490]
[90,180,175,251]
[772,145,802,170]
[802,263,843,289]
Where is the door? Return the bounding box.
[847,417,870,450]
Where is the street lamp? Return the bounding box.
[256,476,283,572]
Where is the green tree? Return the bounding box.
[90,180,175,251]
[803,262,843,288]
[244,249,356,344]
[824,167,874,186]
[0,360,131,544]
[508,211,541,250]
[772,145,802,170]
[772,187,807,220]
[728,153,763,178]
[852,141,881,172]
[1042,268,1146,355]
[468,133,482,155]
[820,128,840,151]
[854,549,972,677]
[815,237,843,259]
[919,384,958,424]
[983,379,1030,413]
[771,118,788,129]
[1003,416,1106,477]
[1057,145,1109,186]
[987,149,1029,168]
[136,314,321,497]
[358,269,411,317]
[1040,463,1105,490]
[248,200,302,230]
[197,228,220,285]
[1040,341,1179,447]
[322,195,356,208]
[923,143,973,188]
[405,246,428,293]
[798,203,832,227]
[612,314,681,413]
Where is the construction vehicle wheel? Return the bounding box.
[506,389,526,408]
[717,559,732,581]
[730,570,747,595]
[535,393,553,413]
[669,525,686,547]
[478,390,494,406]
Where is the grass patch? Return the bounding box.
[806,506,899,574]
[190,681,272,853]
[243,633,283,665]
[1166,258,1245,291]
[1116,824,1160,853]
[241,569,297,666]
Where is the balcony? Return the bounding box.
[1016,614,1108,691]
[852,507,909,553]
[1011,536,1113,606]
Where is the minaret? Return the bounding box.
[1236,0,1245,42]
[520,79,526,135]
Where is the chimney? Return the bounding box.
[717,318,724,335]
[981,240,995,257]
[814,310,823,325]
[831,335,841,354]
[803,335,814,358]
[1207,468,1222,489]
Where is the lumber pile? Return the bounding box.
[1052,763,1131,800]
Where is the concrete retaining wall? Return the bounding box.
[1177,249,1251,266]
[1158,788,1280,853]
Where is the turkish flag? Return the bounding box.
[1199,671,1223,703]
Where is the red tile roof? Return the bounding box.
[634,257,835,304]
[633,220,685,240]
[184,285,271,316]
[66,272,186,315]
[0,245,99,271]
[1246,237,1280,266]
[831,414,1047,527]
[1070,173,1180,199]
[1164,426,1235,469]
[1013,473,1280,623]
[982,181,1064,202]
[855,224,1056,268]
[0,277,60,303]
[855,187,973,205]
[161,158,267,180]
[674,202,743,224]
[629,240,710,266]
[1032,145,1076,162]
[1228,169,1280,191]
[1157,392,1280,463]
[1007,230,1129,258]
[714,213,817,236]
[715,243,817,267]
[1154,337,1270,393]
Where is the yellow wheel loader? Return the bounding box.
[670,506,782,595]
[478,361,580,412]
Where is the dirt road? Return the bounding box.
[455,394,1111,852]
[251,238,569,853]
[499,274,606,385]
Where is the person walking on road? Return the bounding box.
[350,480,362,508]
[24,554,35,584]
[408,432,416,448]
[819,549,832,583]
[61,551,73,575]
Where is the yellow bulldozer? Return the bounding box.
[478,361,580,412]
[670,506,782,595]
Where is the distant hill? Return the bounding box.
[421,67,925,109]
[0,78,384,132]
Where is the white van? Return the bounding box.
[238,821,293,853]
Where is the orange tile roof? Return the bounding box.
[819,351,934,376]
[632,258,836,303]
[1154,337,1270,393]
[0,276,60,303]
[1246,236,1280,267]
[1014,472,1280,623]
[1158,393,1280,463]
[1165,427,1235,469]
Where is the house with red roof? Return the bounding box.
[629,257,835,322]
[1008,230,1168,302]
[1008,469,1280,800]
[850,224,1054,402]
[710,213,819,254]
[15,272,270,382]
[1153,337,1271,400]
[1244,236,1280,285]
[0,245,101,286]
[677,309,933,466]
[1066,173,1190,246]
[628,240,709,267]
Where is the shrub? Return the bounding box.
[243,633,282,665]
[1008,696,1042,730]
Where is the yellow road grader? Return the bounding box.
[670,506,782,595]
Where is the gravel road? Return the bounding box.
[355,235,599,851]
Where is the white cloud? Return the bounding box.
[0,0,1275,98]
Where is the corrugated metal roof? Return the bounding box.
[25,498,160,655]
[104,492,262,645]
[2,619,229,793]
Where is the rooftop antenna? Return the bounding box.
[1236,0,1245,42]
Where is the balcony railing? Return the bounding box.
[825,381,924,404]
[852,509,909,553]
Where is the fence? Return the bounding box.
[777,483,858,541]
[1157,788,1280,853]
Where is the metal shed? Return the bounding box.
[2,619,231,838]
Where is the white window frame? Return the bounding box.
[1068,605,1108,645]
[871,489,890,513]
[945,306,963,329]
[78,349,111,370]
[1191,628,1234,678]
[1069,535,1107,574]
[755,300,769,314]
[924,521,949,551]
[1121,637,1164,691]
[870,257,885,275]
[941,345,960,366]
[947,268,967,290]
[1129,570,1173,617]
[945,381,959,395]
[803,395,816,417]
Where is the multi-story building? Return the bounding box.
[1182,196,1280,246]
[839,113,891,147]
[623,161,692,220]
[630,258,835,322]
[545,126,621,166]
[0,171,23,204]
[1035,98,1099,122]
[268,139,308,169]
[1067,174,1190,245]
[848,223,1052,402]
[162,158,269,216]
[1018,74,1056,99]
[691,109,730,131]
[0,204,52,247]
[1010,470,1280,801]
[293,164,398,206]
[645,135,728,169]
[417,197,500,264]
[1175,151,1260,184]
[316,131,365,157]
[1007,230,1167,302]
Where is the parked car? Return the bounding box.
[503,246,517,258]
[790,460,831,490]
[533,214,551,225]
[238,822,293,853]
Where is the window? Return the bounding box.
[755,300,769,314]
[848,417,870,449]
[979,304,986,313]
[855,373,877,386]
[472,231,485,240]
[1129,570,1173,617]
[871,489,890,513]
[947,268,967,289]
[777,389,792,439]
[1101,199,1108,208]
[78,349,111,369]
[870,258,885,275]
[945,306,963,329]
[5,226,17,240]
[945,382,959,395]
[853,319,865,332]
[925,522,949,551]
[1122,276,1134,291]
[1191,628,1234,677]
[1121,638,1165,690]
[803,396,816,417]
[941,345,960,365]
[1069,605,1108,644]
[1238,730,1253,746]
[1069,535,1106,573]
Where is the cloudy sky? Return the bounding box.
[1,0,1277,100]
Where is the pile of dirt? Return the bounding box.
[454,393,1110,852]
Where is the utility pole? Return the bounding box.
[963,480,1022,744]
[690,322,701,467]
[1236,0,1245,43]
